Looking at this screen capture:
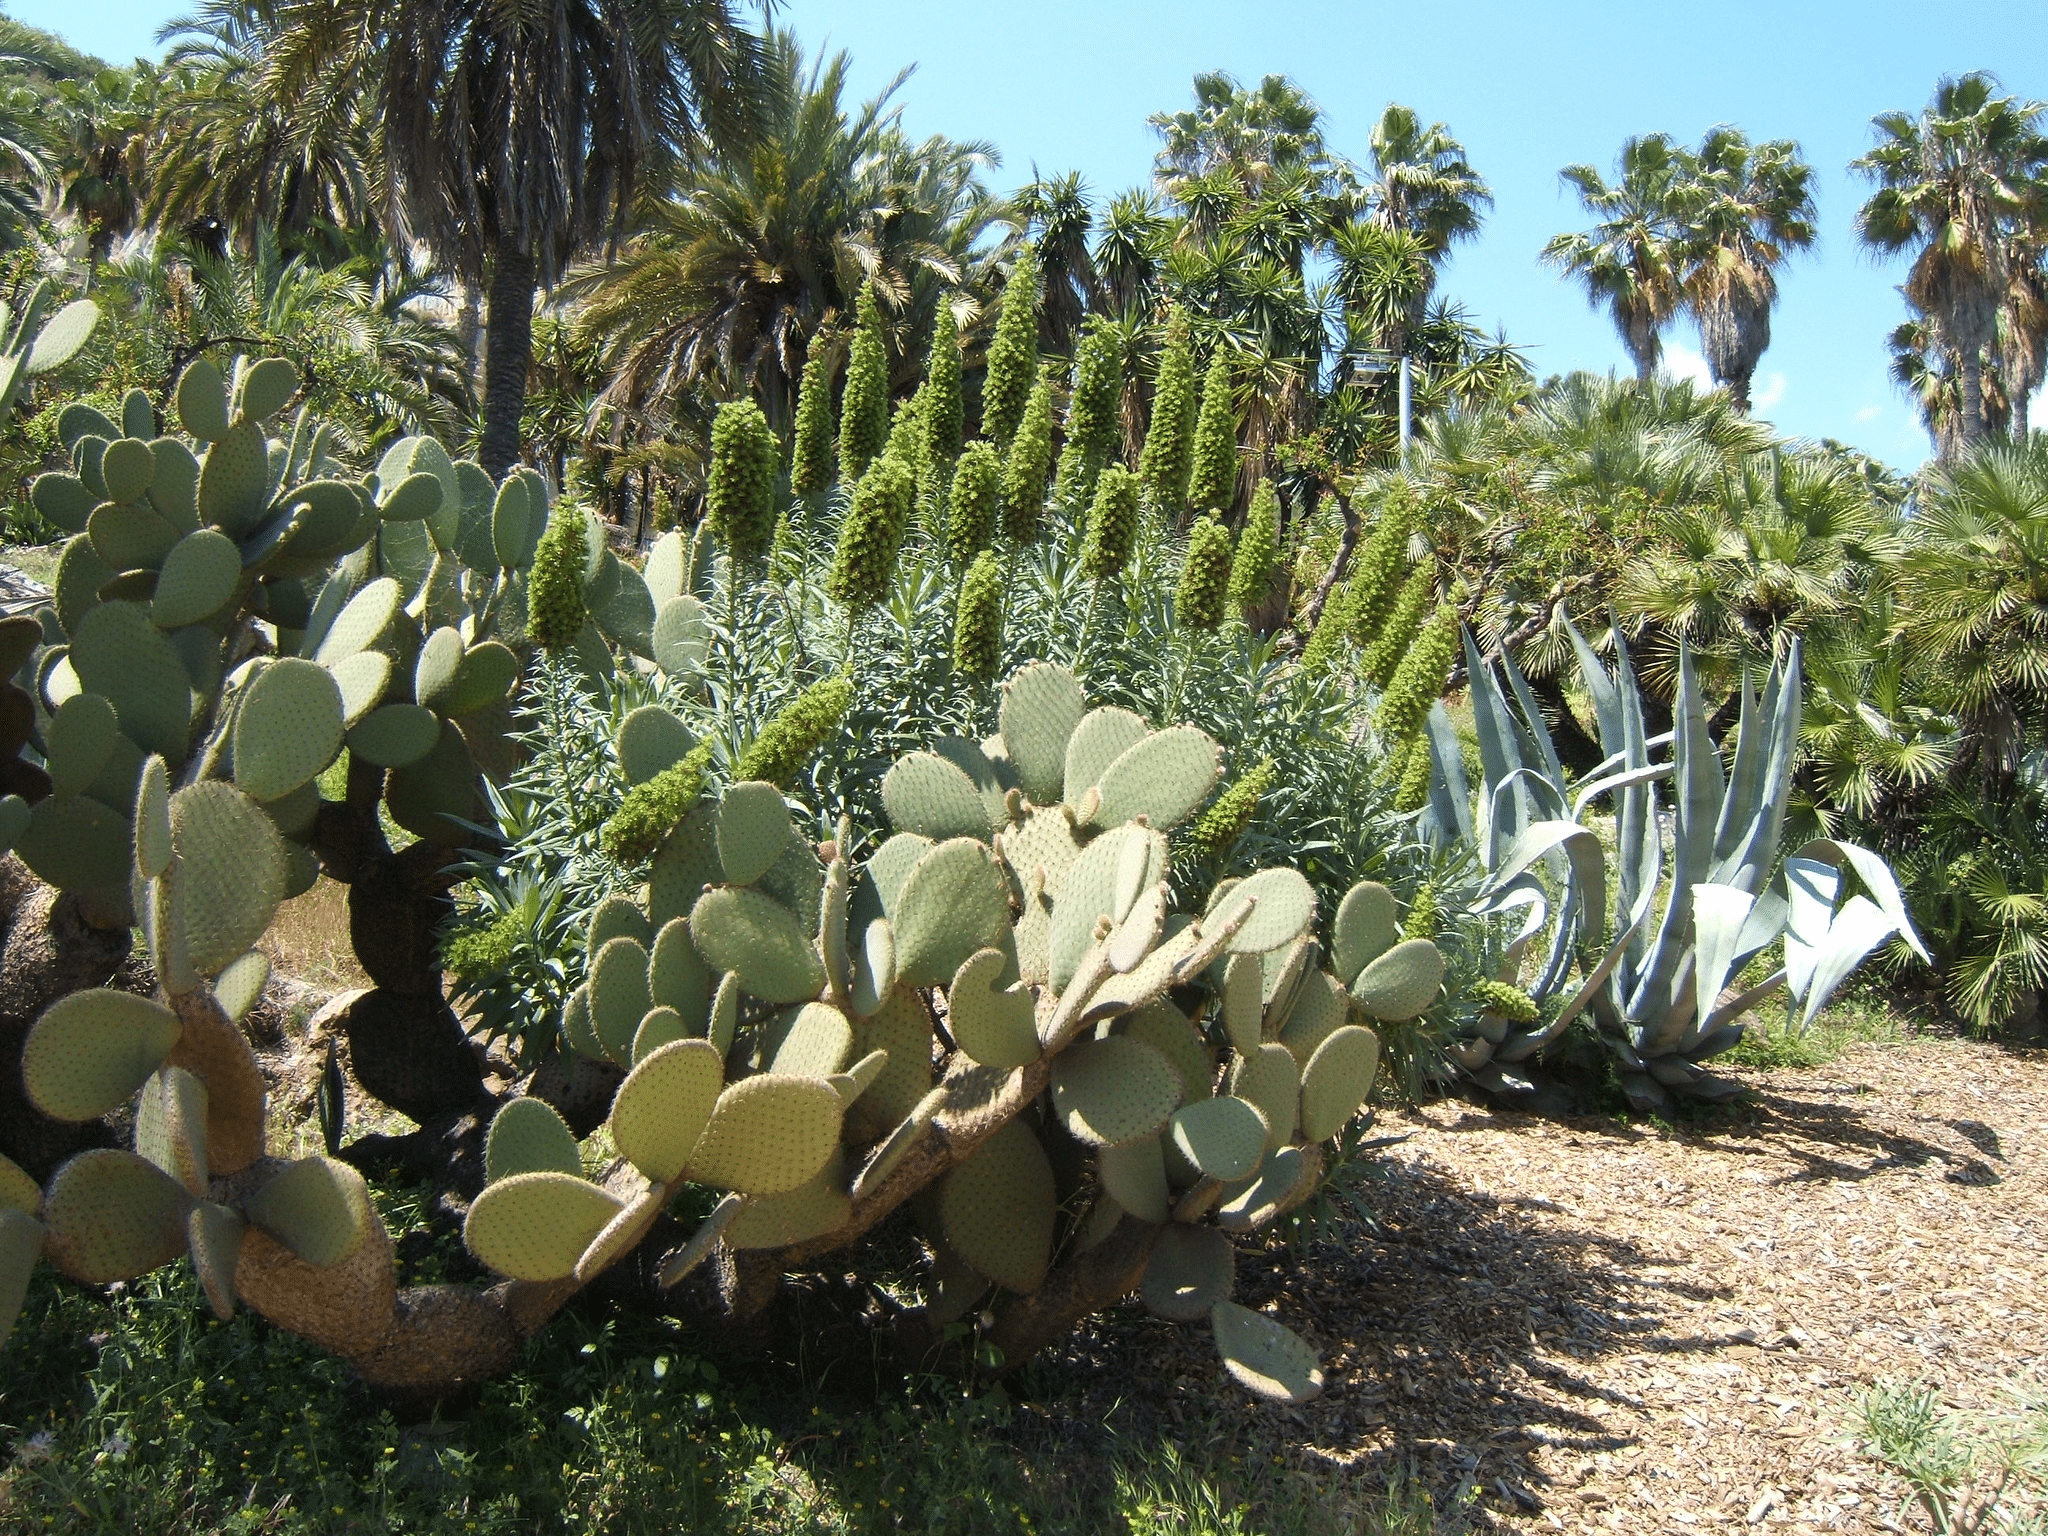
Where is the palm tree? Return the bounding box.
[1542,134,1687,381]
[260,0,770,476]
[1674,128,1816,413]
[1889,318,1969,461]
[1148,71,1342,205]
[564,35,1003,433]
[1018,171,1093,354]
[1854,73,2048,456]
[1360,104,1491,255]
[1999,257,2048,440]
[53,65,161,279]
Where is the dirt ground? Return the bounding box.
[1039,1036,2046,1532]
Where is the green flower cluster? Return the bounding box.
[828,456,915,612]
[526,504,589,651]
[705,398,778,564]
[1053,321,1124,507]
[838,285,889,483]
[922,303,964,466]
[952,551,1004,679]
[735,674,854,786]
[1344,487,1419,647]
[1401,878,1439,940]
[442,908,526,983]
[1394,737,1434,813]
[1080,466,1140,582]
[947,441,1001,562]
[981,246,1040,448]
[1175,514,1234,630]
[1374,600,1460,750]
[1186,350,1238,515]
[789,340,837,499]
[1228,478,1281,619]
[602,740,715,865]
[1001,364,1056,542]
[1359,561,1437,688]
[1187,757,1274,865]
[1137,314,1196,516]
[1471,978,1542,1024]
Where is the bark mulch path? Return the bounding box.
[1034,1037,2046,1532]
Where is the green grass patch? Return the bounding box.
[1721,980,1914,1072]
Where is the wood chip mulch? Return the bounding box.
[1027,1037,2047,1532]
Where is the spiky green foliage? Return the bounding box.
[947,441,1001,562]
[789,343,837,499]
[923,304,964,466]
[981,245,1040,448]
[1188,758,1275,864]
[444,909,528,983]
[1175,515,1235,630]
[1393,738,1433,812]
[1374,601,1459,749]
[1471,979,1540,1024]
[829,456,915,612]
[733,675,854,787]
[705,399,779,565]
[1081,466,1141,583]
[1186,350,1239,515]
[1229,479,1282,618]
[602,742,715,865]
[1359,562,1437,687]
[838,285,890,484]
[1001,365,1056,542]
[1054,321,1125,506]
[1137,314,1197,516]
[527,505,590,651]
[953,551,1004,679]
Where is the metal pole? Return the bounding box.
[1398,354,1412,463]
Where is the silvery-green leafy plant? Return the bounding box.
[1421,618,1926,1110]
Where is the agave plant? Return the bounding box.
[1421,617,1926,1109]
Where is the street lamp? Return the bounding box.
[1347,351,1413,462]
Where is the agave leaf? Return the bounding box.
[1782,858,1843,1005]
[1787,837,1929,963]
[1798,896,1900,1031]
[1486,820,1607,964]
[1499,642,1567,788]
[1569,761,1673,821]
[1689,883,1756,1042]
[1419,701,1473,849]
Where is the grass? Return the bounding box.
[1721,979,1917,1072]
[266,878,373,996]
[1,542,60,587]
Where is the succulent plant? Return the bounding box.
[1371,599,1459,750]
[1080,467,1140,584]
[705,399,779,565]
[828,456,915,613]
[1187,757,1274,866]
[0,282,99,422]
[1000,364,1056,543]
[1359,561,1437,688]
[980,246,1040,450]
[1422,619,1926,1108]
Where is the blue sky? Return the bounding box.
[22,0,2048,469]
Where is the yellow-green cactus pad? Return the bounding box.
[937,1116,1054,1294]
[44,692,119,799]
[1168,1095,1268,1182]
[170,780,286,975]
[1299,1024,1380,1142]
[717,781,794,886]
[880,752,989,842]
[1226,1043,1299,1152]
[725,1151,850,1250]
[1210,1299,1323,1404]
[69,600,193,760]
[1098,1133,1169,1223]
[484,1097,584,1183]
[0,1154,40,1216]
[1087,724,1221,833]
[589,935,652,1069]
[770,1002,853,1077]
[0,1208,45,1341]
[1061,706,1148,805]
[996,661,1085,806]
[689,887,826,1005]
[611,1038,723,1183]
[946,947,1038,1068]
[245,1156,376,1267]
[649,916,710,1028]
[23,989,182,1121]
[151,527,241,629]
[1350,937,1445,1022]
[616,704,694,787]
[40,1149,192,1283]
[1049,1036,1181,1148]
[1277,969,1349,1066]
[186,1201,243,1321]
[891,838,1012,988]
[849,986,933,1133]
[233,658,345,801]
[1213,867,1316,956]
[1216,1145,1317,1233]
[1332,880,1399,984]
[134,1065,210,1194]
[1117,1001,1214,1101]
[656,1192,745,1290]
[685,1074,842,1197]
[464,1171,623,1282]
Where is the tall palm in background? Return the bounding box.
[259,0,770,475]
[1854,72,2048,456]
[1543,134,1686,381]
[52,66,160,277]
[1148,71,1341,205]
[1676,128,1816,413]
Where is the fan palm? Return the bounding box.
[1854,72,2048,455]
[1148,71,1342,205]
[258,0,770,475]
[1542,134,1687,380]
[1674,128,1816,413]
[1359,104,1491,255]
[1018,170,1093,355]
[52,65,161,278]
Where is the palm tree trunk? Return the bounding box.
[1960,348,1986,453]
[480,249,538,479]
[1727,368,1753,414]
[2014,385,2031,443]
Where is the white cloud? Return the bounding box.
[1752,373,1788,413]
[1658,340,1714,389]
[1856,404,1883,423]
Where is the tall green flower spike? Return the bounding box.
[922,303,964,467]
[1187,349,1238,515]
[838,285,889,484]
[980,245,1040,449]
[1001,365,1056,543]
[1175,515,1234,630]
[1081,467,1140,583]
[953,551,1003,680]
[789,339,837,500]
[1138,312,1197,518]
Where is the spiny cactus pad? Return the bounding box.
[171,780,286,975]
[464,1172,624,1282]
[1214,867,1316,955]
[0,1155,39,1216]
[994,805,1084,902]
[589,936,652,1068]
[1098,1133,1170,1223]
[245,1156,375,1267]
[1332,881,1399,983]
[214,950,270,1024]
[617,705,695,786]
[1050,1036,1182,1148]
[686,1074,843,1197]
[1169,1095,1269,1181]
[23,989,182,1120]
[1277,970,1348,1066]
[946,948,1039,1068]
[135,758,173,880]
[937,1116,1054,1294]
[1118,1002,1214,1102]
[44,692,118,798]
[649,917,710,1026]
[769,1003,853,1078]
[1062,707,1149,804]
[881,752,990,842]
[1351,937,1446,1022]
[717,781,793,886]
[1227,1043,1300,1152]
[1210,1299,1323,1404]
[1300,1025,1380,1142]
[185,1201,243,1321]
[134,1065,210,1194]
[1143,1224,1236,1322]
[0,1208,42,1339]
[70,600,192,760]
[1221,952,1265,1055]
[632,1006,691,1062]
[151,528,243,628]
[588,895,652,953]
[1217,1145,1318,1232]
[484,1098,584,1183]
[725,1154,851,1250]
[233,659,345,802]
[891,838,1012,988]
[849,987,934,1132]
[998,662,1085,805]
[1088,725,1221,833]
[41,1149,193,1283]
[689,887,827,1005]
[656,1194,744,1290]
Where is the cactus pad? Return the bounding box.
[707,971,741,1055]
[44,692,118,799]
[440,642,518,716]
[23,989,182,1120]
[0,1154,38,1216]
[182,1201,242,1322]
[1300,1025,1380,1141]
[1332,880,1399,983]
[1227,1043,1299,1152]
[881,752,990,842]
[1142,1223,1235,1322]
[632,1005,690,1062]
[214,950,270,1024]
[245,1156,375,1266]
[175,358,229,441]
[649,917,710,1026]
[995,804,1084,902]
[41,1149,193,1283]
[1277,969,1348,1066]
[928,736,1010,834]
[1210,1299,1323,1404]
[560,985,601,1059]
[689,887,826,1005]
[588,894,652,953]
[849,986,933,1132]
[611,1037,725,1183]
[1351,938,1445,1022]
[151,528,242,628]
[235,357,299,421]
[1049,825,1161,991]
[198,421,272,538]
[648,804,721,924]
[656,1194,744,1289]
[383,718,478,842]
[1169,1095,1269,1181]
[617,704,694,786]
[233,659,345,801]
[326,649,391,727]
[0,1208,40,1340]
[652,595,709,677]
[1050,1036,1182,1148]
[686,1074,843,1197]
[171,780,286,974]
[1118,1001,1214,1101]
[346,702,440,768]
[1061,706,1149,804]
[70,600,193,760]
[1217,1145,1318,1232]
[484,1098,584,1183]
[464,1171,624,1282]
[1214,867,1316,955]
[1221,951,1265,1054]
[1098,1133,1169,1223]
[997,661,1085,805]
[769,1002,853,1077]
[588,936,652,1068]
[1089,725,1221,833]
[946,948,1039,1068]
[134,1065,210,1194]
[891,838,1012,988]
[725,1153,851,1250]
[937,1116,1054,1294]
[717,781,793,886]
[101,436,156,503]
[312,577,402,666]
